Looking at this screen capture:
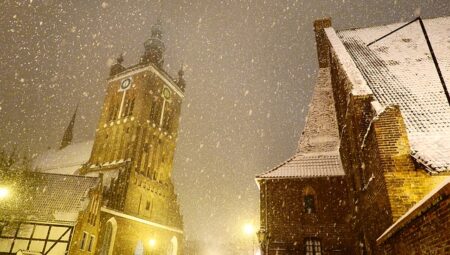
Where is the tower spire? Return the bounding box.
[141,18,166,68]
[110,52,125,76]
[60,104,78,149]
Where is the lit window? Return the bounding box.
[88,235,95,252]
[80,232,88,250]
[304,195,315,213]
[305,238,321,255]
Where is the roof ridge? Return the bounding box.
[256,150,344,179]
[337,16,447,33]
[256,154,297,178]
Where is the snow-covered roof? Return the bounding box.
[377,176,450,244]
[336,16,450,173]
[32,140,94,175]
[0,172,100,224]
[258,153,344,179]
[258,68,344,179]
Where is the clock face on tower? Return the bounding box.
[162,87,171,100]
[120,78,132,91]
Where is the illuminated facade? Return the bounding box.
[1,19,186,255]
[77,19,185,255]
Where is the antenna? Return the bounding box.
[367,17,450,106]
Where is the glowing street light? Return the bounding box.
[243,223,255,236]
[0,187,10,200]
[148,239,156,248]
[243,223,257,255]
[147,238,157,255]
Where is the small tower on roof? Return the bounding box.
[60,104,78,149]
[141,19,166,68]
[110,53,126,76]
[177,64,186,91]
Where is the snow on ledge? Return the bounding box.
[324,27,373,96]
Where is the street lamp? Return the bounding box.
[0,187,10,200]
[243,223,256,255]
[243,223,255,236]
[148,239,156,255]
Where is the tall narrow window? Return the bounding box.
[99,218,117,255]
[129,98,135,116]
[149,99,159,122]
[304,195,315,213]
[80,232,88,250]
[88,235,95,252]
[303,186,317,214]
[305,238,321,255]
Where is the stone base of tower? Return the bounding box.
[96,207,183,255]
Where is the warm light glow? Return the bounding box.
[255,249,261,255]
[243,223,255,236]
[0,187,10,200]
[148,239,156,248]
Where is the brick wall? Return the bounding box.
[69,181,103,255]
[380,182,450,255]
[260,177,355,254]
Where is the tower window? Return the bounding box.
[80,232,88,250]
[88,235,95,252]
[149,98,160,122]
[305,238,321,255]
[129,98,135,116]
[146,201,151,210]
[123,97,135,118]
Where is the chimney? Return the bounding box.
[314,17,332,68]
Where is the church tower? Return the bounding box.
[60,105,78,149]
[80,19,185,255]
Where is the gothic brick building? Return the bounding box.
[2,19,186,255]
[77,19,185,255]
[257,16,450,255]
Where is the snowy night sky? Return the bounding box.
[0,0,449,247]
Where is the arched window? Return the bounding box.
[167,236,178,255]
[99,217,117,255]
[302,186,317,214]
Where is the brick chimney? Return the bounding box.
[314,17,332,68]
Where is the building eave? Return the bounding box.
[101,207,183,234]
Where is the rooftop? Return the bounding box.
[257,153,344,179]
[335,16,450,173]
[32,140,93,175]
[0,172,100,224]
[257,68,344,179]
